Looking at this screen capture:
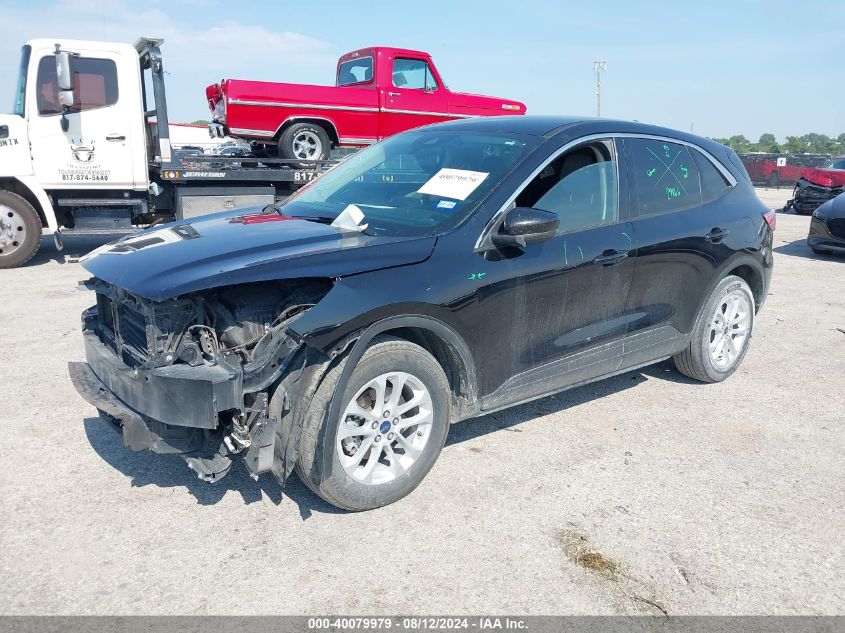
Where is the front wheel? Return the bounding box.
[673,275,755,383]
[0,191,41,269]
[277,123,331,162]
[295,336,451,511]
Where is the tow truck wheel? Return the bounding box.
[294,336,451,511]
[278,123,330,162]
[0,191,41,269]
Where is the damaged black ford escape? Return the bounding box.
[70,116,774,511]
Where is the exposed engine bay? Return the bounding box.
[86,277,331,376]
[74,277,335,483]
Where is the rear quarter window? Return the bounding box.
[691,149,732,203]
[627,138,701,216]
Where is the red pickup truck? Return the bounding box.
[206,47,526,160]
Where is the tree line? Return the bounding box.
[711,132,845,155]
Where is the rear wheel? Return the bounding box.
[674,275,755,383]
[0,191,41,269]
[277,123,331,162]
[295,336,451,511]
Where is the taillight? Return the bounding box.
[763,209,777,231]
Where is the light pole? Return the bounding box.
[593,58,607,117]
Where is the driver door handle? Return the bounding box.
[106,134,126,142]
[593,249,629,266]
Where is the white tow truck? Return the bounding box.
[0,37,330,268]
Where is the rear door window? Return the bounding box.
[627,138,701,216]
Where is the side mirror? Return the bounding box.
[491,206,559,249]
[55,50,76,131]
[56,51,75,94]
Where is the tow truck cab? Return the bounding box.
[0,37,328,269]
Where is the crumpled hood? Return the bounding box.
[802,167,845,188]
[81,208,436,301]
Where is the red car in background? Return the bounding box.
[739,153,829,187]
[206,47,526,160]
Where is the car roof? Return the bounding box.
[427,115,727,152]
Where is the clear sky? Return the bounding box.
[2,0,842,142]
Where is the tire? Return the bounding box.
[277,123,331,162]
[673,275,755,383]
[295,336,451,511]
[0,191,41,269]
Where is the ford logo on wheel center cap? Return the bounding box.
[379,421,391,434]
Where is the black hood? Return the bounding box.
[81,208,436,300]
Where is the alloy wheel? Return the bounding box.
[707,288,752,371]
[292,130,322,160]
[336,371,434,485]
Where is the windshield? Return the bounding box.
[280,130,539,237]
[12,45,31,116]
[825,158,845,170]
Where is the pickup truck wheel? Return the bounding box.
[278,123,330,161]
[295,336,450,511]
[0,191,41,269]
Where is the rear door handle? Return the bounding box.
[705,227,729,243]
[593,249,629,266]
[106,134,126,142]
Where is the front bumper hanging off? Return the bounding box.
[68,331,274,483]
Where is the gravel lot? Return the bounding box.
[1,187,842,616]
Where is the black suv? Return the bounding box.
[70,116,774,511]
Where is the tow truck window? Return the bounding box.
[12,45,31,116]
[36,56,118,116]
[392,59,438,90]
[337,57,373,86]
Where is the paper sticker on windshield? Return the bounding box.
[418,168,488,201]
[436,200,457,210]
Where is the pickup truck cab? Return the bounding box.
[206,47,526,160]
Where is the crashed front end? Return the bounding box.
[790,177,845,214]
[69,277,331,483]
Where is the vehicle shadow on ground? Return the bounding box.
[83,417,343,520]
[445,359,692,447]
[28,235,119,267]
[84,360,690,515]
[773,238,843,261]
